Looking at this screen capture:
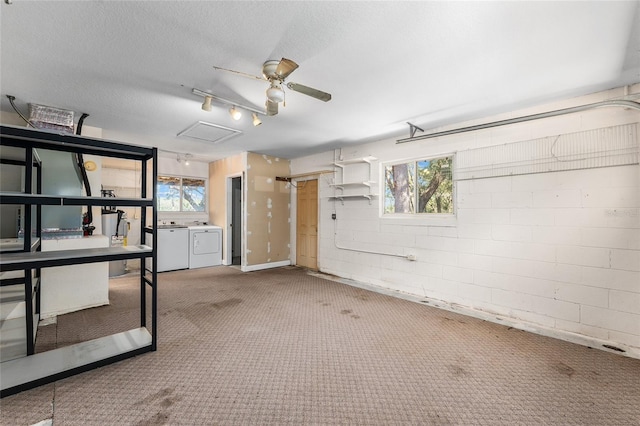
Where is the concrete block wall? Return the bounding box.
[290,85,640,357]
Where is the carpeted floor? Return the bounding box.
[1,266,639,425]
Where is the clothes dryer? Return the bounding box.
[188,225,222,269]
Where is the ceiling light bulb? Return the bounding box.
[202,96,212,112]
[266,84,285,103]
[252,113,262,127]
[229,106,242,120]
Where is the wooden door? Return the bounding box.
[296,179,318,270]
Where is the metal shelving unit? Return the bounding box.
[0,125,158,397]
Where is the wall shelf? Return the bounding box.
[328,181,375,190]
[330,156,377,203]
[333,156,377,167]
[0,124,158,398]
[327,194,377,203]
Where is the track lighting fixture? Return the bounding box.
[192,88,267,123]
[202,96,213,112]
[229,106,242,121]
[176,153,192,165]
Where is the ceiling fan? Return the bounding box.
[213,58,331,116]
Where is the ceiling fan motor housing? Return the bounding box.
[262,60,281,80]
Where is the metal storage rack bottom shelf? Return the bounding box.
[0,328,152,396]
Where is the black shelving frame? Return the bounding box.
[0,148,42,356]
[0,124,158,397]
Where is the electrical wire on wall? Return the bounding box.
[332,215,408,259]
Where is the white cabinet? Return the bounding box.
[328,156,377,203]
[156,228,189,272]
[40,235,109,318]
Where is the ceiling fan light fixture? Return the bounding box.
[202,95,213,112]
[229,106,242,121]
[266,84,285,103]
[252,113,262,126]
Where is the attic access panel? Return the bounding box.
[177,121,242,144]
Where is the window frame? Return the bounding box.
[380,153,456,225]
[156,174,208,213]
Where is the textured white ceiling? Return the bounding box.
[1,1,638,162]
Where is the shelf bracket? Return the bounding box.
[407,122,424,138]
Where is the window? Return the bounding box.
[157,175,206,212]
[384,155,453,214]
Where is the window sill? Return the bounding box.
[380,213,457,227]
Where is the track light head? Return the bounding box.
[252,113,262,127]
[229,106,242,120]
[202,96,213,112]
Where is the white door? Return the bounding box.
[193,230,220,255]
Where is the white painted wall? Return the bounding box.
[290,85,640,357]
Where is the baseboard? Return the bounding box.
[313,268,640,360]
[242,260,291,272]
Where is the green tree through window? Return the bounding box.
[384,156,453,214]
[157,176,206,212]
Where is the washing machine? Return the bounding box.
[188,225,222,269]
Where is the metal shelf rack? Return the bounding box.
[0,124,158,397]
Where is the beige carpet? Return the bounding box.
[2,266,639,425]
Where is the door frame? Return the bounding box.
[225,173,242,266]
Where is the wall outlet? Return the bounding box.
[407,254,417,261]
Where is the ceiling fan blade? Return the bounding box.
[265,100,278,116]
[212,65,265,81]
[286,82,332,102]
[275,58,299,80]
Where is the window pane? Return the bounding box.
[417,156,453,213]
[182,178,206,212]
[157,176,181,212]
[384,162,415,213]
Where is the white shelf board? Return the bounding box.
[0,313,39,362]
[333,156,377,167]
[0,245,152,269]
[1,327,152,391]
[0,192,153,207]
[0,238,40,253]
[327,194,377,201]
[329,181,375,189]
